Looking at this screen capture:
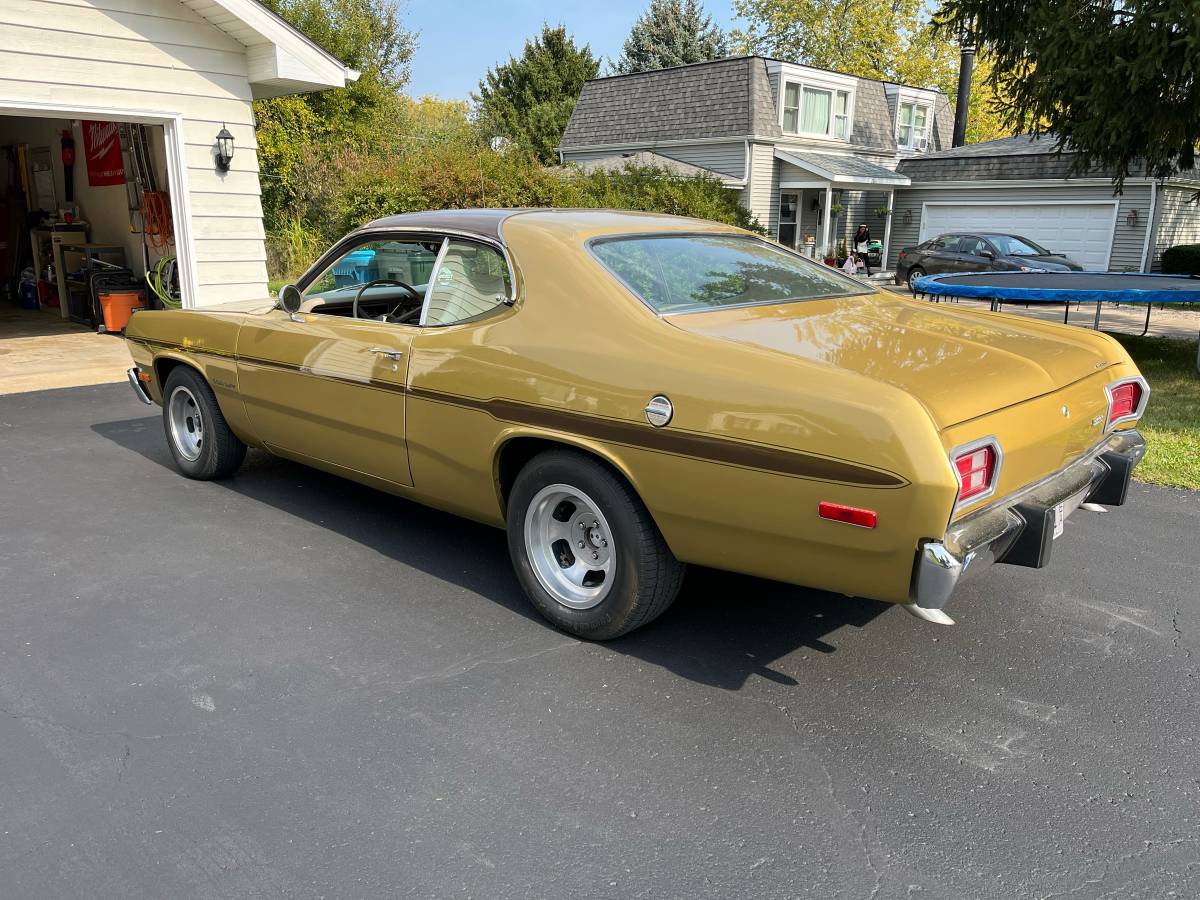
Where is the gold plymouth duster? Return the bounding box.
[124,209,1149,638]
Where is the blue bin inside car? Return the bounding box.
[332,249,379,287]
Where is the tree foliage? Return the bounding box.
[473,25,600,165]
[732,0,1012,143]
[935,0,1200,185]
[612,0,729,74]
[254,0,415,220]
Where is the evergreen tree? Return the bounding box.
[474,25,601,165]
[612,0,729,75]
[936,0,1200,186]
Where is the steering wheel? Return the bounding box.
[352,278,420,320]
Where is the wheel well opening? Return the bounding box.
[496,437,630,512]
[154,356,195,389]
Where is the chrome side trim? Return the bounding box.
[127,368,153,405]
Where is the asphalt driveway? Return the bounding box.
[2,383,1197,899]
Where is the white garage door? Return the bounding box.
[920,202,1118,271]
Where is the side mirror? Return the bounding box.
[278,283,302,315]
[980,249,995,259]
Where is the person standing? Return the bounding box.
[853,224,873,276]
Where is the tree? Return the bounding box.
[254,0,416,219]
[474,25,600,165]
[612,0,729,74]
[732,0,1013,144]
[935,0,1199,186]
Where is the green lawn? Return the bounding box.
[1112,334,1200,490]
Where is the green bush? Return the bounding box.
[266,135,763,280]
[1161,243,1200,275]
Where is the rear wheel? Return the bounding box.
[162,367,246,480]
[907,265,926,292]
[507,449,685,640]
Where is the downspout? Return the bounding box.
[952,40,975,148]
[1139,180,1158,272]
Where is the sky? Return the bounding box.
[404,0,740,100]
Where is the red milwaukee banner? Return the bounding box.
[82,120,125,186]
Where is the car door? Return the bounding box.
[954,235,995,273]
[235,236,438,487]
[919,234,962,275]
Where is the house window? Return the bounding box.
[783,83,800,133]
[782,82,852,139]
[897,101,930,150]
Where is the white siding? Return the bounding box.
[1150,185,1200,271]
[740,141,776,233]
[0,0,268,305]
[887,183,1152,272]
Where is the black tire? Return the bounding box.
[506,449,685,640]
[161,366,246,480]
[906,265,926,292]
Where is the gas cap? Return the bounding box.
[644,395,673,427]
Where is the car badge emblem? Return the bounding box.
[1091,414,1105,427]
[1061,405,1070,418]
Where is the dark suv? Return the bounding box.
[895,232,1084,291]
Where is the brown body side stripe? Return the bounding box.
[137,338,906,488]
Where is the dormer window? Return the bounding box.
[783,82,852,140]
[897,101,930,150]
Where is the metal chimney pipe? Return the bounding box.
[952,41,975,148]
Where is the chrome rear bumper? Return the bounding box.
[127,367,154,405]
[909,429,1145,619]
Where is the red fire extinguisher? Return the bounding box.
[61,129,75,203]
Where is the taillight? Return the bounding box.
[1106,378,1147,428]
[951,438,1001,507]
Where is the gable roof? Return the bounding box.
[560,56,780,148]
[179,0,358,98]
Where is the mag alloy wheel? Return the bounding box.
[523,483,616,610]
[167,384,204,462]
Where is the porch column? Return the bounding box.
[881,188,895,272]
[821,185,833,259]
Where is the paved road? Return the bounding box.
[2,384,1197,899]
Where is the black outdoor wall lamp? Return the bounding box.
[215,126,234,172]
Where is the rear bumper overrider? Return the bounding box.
[909,429,1145,621]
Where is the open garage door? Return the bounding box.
[919,202,1118,271]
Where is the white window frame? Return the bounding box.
[897,99,932,151]
[778,73,855,142]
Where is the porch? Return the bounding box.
[774,149,910,264]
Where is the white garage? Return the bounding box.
[919,201,1119,270]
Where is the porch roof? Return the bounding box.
[775,149,910,188]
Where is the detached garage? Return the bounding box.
[888,135,1200,274]
[0,0,353,347]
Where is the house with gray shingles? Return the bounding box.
[561,57,1200,274]
[889,135,1200,272]
[559,55,951,264]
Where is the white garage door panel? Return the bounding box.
[920,203,1117,271]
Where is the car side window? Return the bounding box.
[959,237,988,257]
[303,239,440,303]
[421,240,512,327]
[939,235,963,253]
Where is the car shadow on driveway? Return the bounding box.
[93,414,892,690]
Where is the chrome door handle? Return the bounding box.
[368,347,404,360]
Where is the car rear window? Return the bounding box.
[590,234,873,314]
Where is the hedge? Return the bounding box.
[1161,243,1200,275]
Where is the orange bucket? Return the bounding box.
[99,290,144,333]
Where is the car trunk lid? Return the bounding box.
[667,293,1121,429]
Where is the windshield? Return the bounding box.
[590,234,873,314]
[988,235,1050,257]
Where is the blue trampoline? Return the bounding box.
[913,272,1200,368]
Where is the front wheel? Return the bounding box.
[162,367,246,480]
[507,449,685,640]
